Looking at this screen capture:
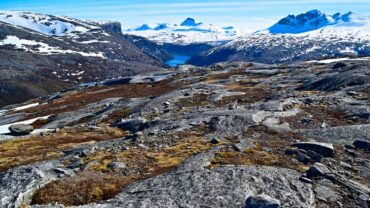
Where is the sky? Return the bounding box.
[1,0,370,32]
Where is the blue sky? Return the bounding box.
[1,0,370,31]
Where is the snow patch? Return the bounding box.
[13,102,40,111]
[308,57,370,64]
[0,115,50,135]
[0,35,106,58]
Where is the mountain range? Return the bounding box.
[189,10,370,66]
[0,11,171,107]
[0,8,370,208]
[124,17,238,45]
[0,10,370,106]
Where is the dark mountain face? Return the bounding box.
[0,12,168,107]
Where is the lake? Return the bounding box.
[166,54,191,67]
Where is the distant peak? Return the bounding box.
[307,9,322,15]
[267,10,364,34]
[135,24,151,31]
[154,23,169,30]
[180,18,201,27]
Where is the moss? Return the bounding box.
[31,135,218,206]
[0,127,126,171]
[177,93,209,108]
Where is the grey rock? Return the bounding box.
[299,124,370,144]
[306,163,332,178]
[262,117,290,132]
[210,137,220,144]
[234,139,254,152]
[54,168,74,176]
[114,117,148,133]
[108,162,126,170]
[353,140,370,151]
[84,153,314,208]
[292,142,334,157]
[67,158,83,169]
[314,185,341,203]
[8,124,34,135]
[245,194,280,208]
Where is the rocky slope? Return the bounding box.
[188,10,370,66]
[0,58,369,208]
[0,11,170,107]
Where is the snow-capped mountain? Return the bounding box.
[266,10,370,34]
[0,11,98,36]
[124,18,238,45]
[0,11,169,107]
[188,10,370,66]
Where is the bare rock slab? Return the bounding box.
[292,142,334,157]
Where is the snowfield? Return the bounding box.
[0,11,94,36]
[0,35,106,58]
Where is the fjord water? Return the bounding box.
[166,54,191,67]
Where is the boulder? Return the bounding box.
[8,124,33,135]
[108,162,126,170]
[306,163,331,178]
[292,142,334,157]
[234,139,254,152]
[314,185,341,202]
[353,140,370,151]
[114,117,148,133]
[245,194,280,208]
[332,62,346,69]
[210,137,220,144]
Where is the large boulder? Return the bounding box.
[292,142,334,157]
[353,140,370,151]
[114,117,148,133]
[89,155,315,207]
[8,124,33,135]
[245,194,280,208]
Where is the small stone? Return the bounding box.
[210,137,220,144]
[135,131,143,137]
[347,91,359,96]
[67,158,83,169]
[234,139,253,152]
[8,124,34,135]
[305,150,323,163]
[54,168,74,176]
[345,148,360,157]
[306,163,331,178]
[353,140,370,151]
[299,176,312,183]
[300,117,313,124]
[108,162,126,170]
[332,62,346,69]
[245,194,280,208]
[314,185,341,202]
[321,122,329,128]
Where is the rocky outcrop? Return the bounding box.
[8,124,34,135]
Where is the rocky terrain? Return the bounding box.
[0,58,369,208]
[0,11,170,107]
